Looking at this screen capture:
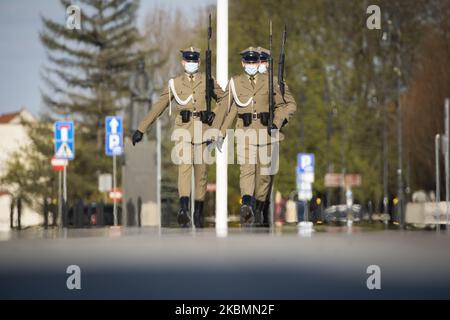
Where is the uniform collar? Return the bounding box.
[183,72,202,89]
[240,73,265,93]
[246,73,258,83]
[185,72,196,82]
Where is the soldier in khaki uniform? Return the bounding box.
[214,47,296,226]
[257,46,296,226]
[132,47,226,228]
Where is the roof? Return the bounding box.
[0,109,35,124]
[0,111,21,124]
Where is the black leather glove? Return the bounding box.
[132,130,143,146]
[268,124,278,136]
[200,111,216,126]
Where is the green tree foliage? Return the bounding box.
[40,0,145,202]
[2,0,147,206]
[1,117,56,210]
[228,0,439,211]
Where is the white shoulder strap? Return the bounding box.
[168,78,194,116]
[229,77,253,108]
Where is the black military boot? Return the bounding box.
[254,200,265,227]
[240,195,254,226]
[262,200,270,227]
[194,200,204,228]
[177,197,191,227]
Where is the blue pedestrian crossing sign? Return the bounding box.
[54,121,75,160]
[105,116,123,156]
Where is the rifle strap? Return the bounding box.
[229,77,253,110]
[168,78,194,116]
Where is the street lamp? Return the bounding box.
[380,16,392,219]
[390,17,406,228]
[299,75,307,152]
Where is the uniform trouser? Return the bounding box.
[237,142,275,202]
[177,142,208,201]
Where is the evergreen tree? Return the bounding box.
[39,0,146,202]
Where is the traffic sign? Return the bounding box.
[109,188,122,201]
[98,174,112,192]
[51,156,68,172]
[324,173,344,187]
[54,121,75,160]
[297,153,314,201]
[345,174,362,187]
[324,173,362,187]
[105,116,123,156]
[297,153,314,173]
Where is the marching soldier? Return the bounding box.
[132,47,226,228]
[214,47,296,226]
[257,46,297,227]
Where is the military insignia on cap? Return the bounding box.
[180,46,201,61]
[240,46,260,62]
[257,46,271,61]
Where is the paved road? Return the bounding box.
[1,226,449,299]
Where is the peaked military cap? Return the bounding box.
[240,46,260,62]
[257,46,271,61]
[180,46,201,62]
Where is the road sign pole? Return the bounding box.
[113,154,117,226]
[445,98,449,228]
[436,134,441,232]
[156,118,161,227]
[105,116,123,226]
[63,165,67,203]
[58,170,62,227]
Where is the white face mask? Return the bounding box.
[258,63,267,74]
[184,62,199,74]
[244,64,258,76]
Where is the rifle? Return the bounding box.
[268,20,274,130]
[278,24,287,99]
[204,13,214,125]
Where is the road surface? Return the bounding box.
[1,225,449,299]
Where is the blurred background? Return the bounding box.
[0,0,449,230]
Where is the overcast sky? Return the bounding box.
[0,0,214,116]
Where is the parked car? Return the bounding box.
[323,204,362,224]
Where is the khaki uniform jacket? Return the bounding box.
[216,73,297,145]
[138,72,227,144]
